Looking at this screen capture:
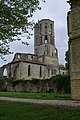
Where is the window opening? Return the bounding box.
[63,72,64,75]
[51,70,53,75]
[18,54,20,59]
[3,68,8,77]
[54,69,56,75]
[45,23,47,29]
[54,49,56,54]
[28,65,30,76]
[45,35,48,43]
[40,66,42,77]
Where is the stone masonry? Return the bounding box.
[67,0,80,99]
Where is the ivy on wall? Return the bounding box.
[3,75,71,93]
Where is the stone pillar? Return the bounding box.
[67,0,80,99]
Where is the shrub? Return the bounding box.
[51,75,71,93]
[4,75,71,93]
[31,78,39,85]
[11,79,25,87]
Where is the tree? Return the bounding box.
[0,0,45,59]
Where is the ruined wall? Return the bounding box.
[19,62,46,80]
[3,75,70,93]
[13,53,38,62]
[6,79,57,93]
[0,64,11,78]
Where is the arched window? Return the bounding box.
[54,49,56,54]
[28,65,30,76]
[17,54,20,59]
[63,72,64,75]
[51,70,53,75]
[3,68,8,77]
[40,66,42,77]
[45,23,47,29]
[54,69,56,75]
[45,35,48,43]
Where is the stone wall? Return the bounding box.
[6,79,57,93]
[71,79,80,100]
[67,0,80,99]
[0,75,70,93]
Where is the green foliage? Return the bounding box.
[50,75,71,93]
[11,80,19,87]
[0,0,45,58]
[3,75,71,93]
[62,76,71,93]
[11,79,25,87]
[3,76,10,81]
[0,101,80,120]
[31,78,39,85]
[11,78,40,87]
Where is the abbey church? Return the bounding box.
[0,19,60,80]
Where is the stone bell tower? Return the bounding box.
[34,19,59,76]
[67,0,80,99]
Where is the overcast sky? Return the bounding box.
[0,0,70,67]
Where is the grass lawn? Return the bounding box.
[0,101,80,120]
[0,92,71,100]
